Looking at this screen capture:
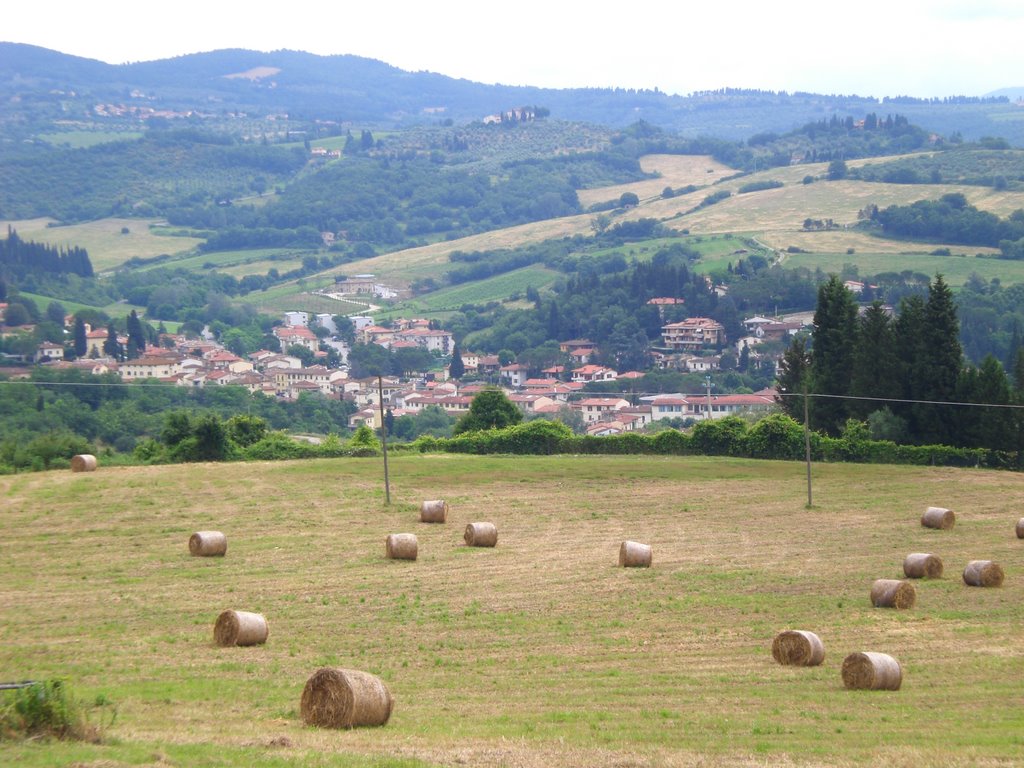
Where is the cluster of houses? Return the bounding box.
[12,304,811,436]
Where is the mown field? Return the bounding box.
[0,218,203,272]
[2,454,1022,767]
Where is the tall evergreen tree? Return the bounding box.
[103,323,121,360]
[893,293,927,432]
[914,275,962,445]
[775,335,811,421]
[963,355,1013,450]
[449,341,465,379]
[849,301,900,420]
[126,310,146,360]
[73,316,87,358]
[809,275,858,434]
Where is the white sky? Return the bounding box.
[4,0,1022,98]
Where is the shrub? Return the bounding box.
[652,428,688,454]
[688,417,749,456]
[348,424,381,456]
[746,413,804,459]
[243,432,317,461]
[0,680,109,742]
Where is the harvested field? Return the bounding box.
[1,454,1023,767]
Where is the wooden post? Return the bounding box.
[377,375,390,505]
[803,386,812,507]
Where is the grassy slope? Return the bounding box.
[327,154,1024,293]
[0,218,203,272]
[2,455,1022,768]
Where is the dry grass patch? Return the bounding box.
[576,154,736,208]
[0,217,202,271]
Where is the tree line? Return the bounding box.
[0,228,93,280]
[871,193,1024,251]
[777,274,1024,453]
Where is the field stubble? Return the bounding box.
[1,455,1022,767]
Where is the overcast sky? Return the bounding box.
[5,0,1022,98]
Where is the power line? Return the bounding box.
[3,378,1024,413]
[776,391,1024,410]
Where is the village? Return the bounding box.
[12,298,808,436]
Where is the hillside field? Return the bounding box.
[0,218,203,273]
[2,454,1022,768]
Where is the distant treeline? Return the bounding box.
[871,193,1024,251]
[0,228,93,279]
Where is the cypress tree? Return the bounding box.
[449,341,465,380]
[103,323,122,361]
[809,275,858,434]
[126,310,146,360]
[73,316,87,358]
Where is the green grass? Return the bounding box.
[1,455,1022,767]
[239,280,371,315]
[394,266,560,314]
[11,291,105,316]
[783,248,1024,285]
[130,247,314,276]
[36,130,145,149]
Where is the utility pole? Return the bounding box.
[705,375,713,421]
[803,385,812,508]
[377,374,390,505]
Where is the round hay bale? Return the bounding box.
[419,500,448,523]
[903,552,943,579]
[841,651,902,691]
[1016,518,1024,539]
[300,667,393,729]
[189,530,227,557]
[618,540,652,568]
[771,630,825,667]
[870,579,916,609]
[214,610,268,647]
[963,560,1004,587]
[70,454,97,472]
[385,533,418,561]
[464,522,498,547]
[921,506,955,530]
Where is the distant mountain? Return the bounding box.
[1,43,1023,144]
[985,87,1024,100]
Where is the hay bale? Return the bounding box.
[385,533,418,561]
[771,630,825,667]
[1016,518,1024,539]
[214,610,268,647]
[419,499,448,523]
[870,579,916,609]
[464,522,498,547]
[189,530,227,557]
[841,651,902,690]
[70,454,97,472]
[300,667,393,729]
[903,552,943,579]
[618,540,652,568]
[921,506,955,530]
[963,560,1005,587]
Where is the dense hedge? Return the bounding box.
[413,415,1012,470]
